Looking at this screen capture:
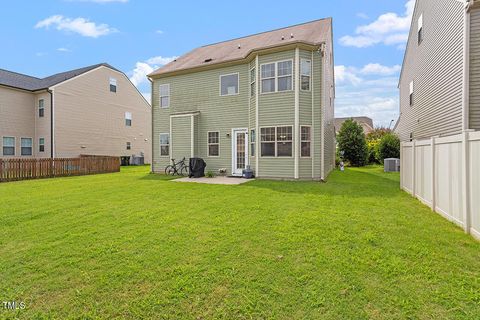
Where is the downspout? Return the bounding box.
[148,77,154,172]
[462,0,471,131]
[47,88,54,159]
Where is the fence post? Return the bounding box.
[431,136,436,211]
[0,159,3,182]
[462,130,473,234]
[400,142,403,189]
[412,139,416,197]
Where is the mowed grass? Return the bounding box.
[0,166,479,319]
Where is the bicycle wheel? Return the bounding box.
[180,165,189,176]
[165,165,175,176]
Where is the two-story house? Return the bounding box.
[395,0,480,141]
[0,63,151,163]
[149,19,335,180]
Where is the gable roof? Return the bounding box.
[334,117,374,133]
[0,63,119,91]
[149,18,332,77]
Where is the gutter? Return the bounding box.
[47,88,54,159]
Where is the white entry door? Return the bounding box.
[232,128,248,176]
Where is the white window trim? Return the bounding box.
[409,80,414,106]
[20,137,33,156]
[418,14,423,32]
[259,125,294,158]
[219,73,240,96]
[159,84,170,108]
[126,141,131,150]
[159,133,170,157]
[207,131,220,157]
[300,59,312,92]
[260,59,294,95]
[110,77,117,92]
[250,128,256,157]
[39,137,45,153]
[125,112,132,126]
[300,125,312,158]
[249,67,256,98]
[2,136,16,157]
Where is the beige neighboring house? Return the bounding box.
[335,117,374,135]
[0,63,151,163]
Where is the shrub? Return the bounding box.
[205,171,215,178]
[378,133,400,161]
[337,119,368,167]
[367,139,381,164]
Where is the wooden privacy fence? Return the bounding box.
[400,130,480,240]
[0,155,120,183]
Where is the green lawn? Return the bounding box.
[0,166,479,319]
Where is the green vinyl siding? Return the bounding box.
[152,46,333,179]
[171,117,191,161]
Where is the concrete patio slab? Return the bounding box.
[173,176,254,185]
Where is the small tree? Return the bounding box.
[378,133,400,161]
[366,127,391,164]
[337,119,368,166]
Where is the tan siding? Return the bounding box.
[0,86,35,158]
[53,66,152,162]
[396,0,464,141]
[470,8,480,130]
[323,29,336,177]
[34,92,51,158]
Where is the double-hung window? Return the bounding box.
[276,126,293,157]
[125,112,132,127]
[300,59,311,91]
[261,60,293,93]
[260,126,292,157]
[39,138,45,152]
[208,132,220,157]
[250,129,255,156]
[220,74,239,96]
[250,68,256,97]
[409,81,414,106]
[38,99,45,118]
[21,138,32,156]
[277,61,293,91]
[160,84,170,108]
[261,63,276,93]
[160,133,169,156]
[110,78,117,93]
[2,137,15,156]
[301,126,311,157]
[418,14,423,45]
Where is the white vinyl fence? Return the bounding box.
[400,130,480,240]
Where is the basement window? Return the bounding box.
[110,78,117,93]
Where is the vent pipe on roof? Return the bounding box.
[238,44,241,49]
[290,33,294,39]
[281,36,285,40]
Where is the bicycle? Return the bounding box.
[165,157,189,176]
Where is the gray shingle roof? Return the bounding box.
[0,63,118,91]
[149,18,332,77]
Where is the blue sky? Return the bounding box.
[0,0,414,127]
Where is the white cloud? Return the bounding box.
[129,56,178,87]
[360,63,401,75]
[35,15,117,38]
[335,63,401,127]
[156,30,164,34]
[335,65,362,86]
[57,47,71,52]
[340,0,415,48]
[356,13,369,20]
